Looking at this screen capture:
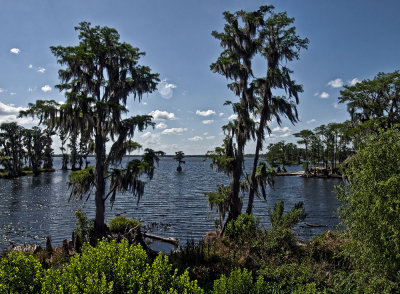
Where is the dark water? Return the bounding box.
[0,157,341,252]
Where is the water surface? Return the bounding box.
[0,157,341,251]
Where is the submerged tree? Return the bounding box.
[174,151,185,172]
[0,122,25,178]
[246,8,307,214]
[22,22,160,239]
[23,127,44,176]
[209,6,266,223]
[209,5,307,221]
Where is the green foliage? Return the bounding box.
[73,209,94,251]
[258,262,326,293]
[225,213,260,242]
[339,71,400,127]
[265,141,300,167]
[108,215,141,234]
[206,185,231,227]
[211,268,268,294]
[42,238,203,294]
[337,128,400,290]
[268,200,306,230]
[0,251,43,294]
[67,166,95,201]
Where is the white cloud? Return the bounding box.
[273,126,291,133]
[141,132,161,145]
[219,112,224,117]
[10,92,16,96]
[327,78,343,88]
[28,64,33,69]
[0,101,26,116]
[188,136,203,142]
[228,114,238,120]
[162,128,187,135]
[349,78,360,85]
[149,110,176,121]
[0,88,4,93]
[333,102,344,109]
[41,85,52,92]
[306,118,316,124]
[10,48,21,54]
[314,92,319,96]
[206,136,215,140]
[142,102,148,105]
[279,133,291,138]
[0,102,37,125]
[202,119,214,124]
[155,122,167,129]
[196,109,216,117]
[158,79,176,99]
[203,132,208,136]
[37,67,46,73]
[320,92,329,99]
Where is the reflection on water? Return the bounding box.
[0,157,341,251]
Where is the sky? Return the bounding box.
[0,0,399,155]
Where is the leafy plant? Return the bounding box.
[225,213,260,242]
[108,215,141,234]
[73,208,94,251]
[0,251,43,294]
[337,128,400,291]
[212,268,268,294]
[42,238,203,293]
[268,200,306,230]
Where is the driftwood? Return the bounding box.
[305,222,327,228]
[143,232,179,246]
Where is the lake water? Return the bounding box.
[0,157,342,252]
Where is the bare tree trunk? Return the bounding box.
[94,133,106,240]
[228,134,245,223]
[246,120,264,214]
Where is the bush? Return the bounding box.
[212,268,268,294]
[108,215,141,234]
[0,251,43,294]
[42,238,203,293]
[337,128,400,290]
[225,213,259,242]
[73,208,94,251]
[268,200,306,230]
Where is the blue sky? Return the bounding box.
[0,0,399,155]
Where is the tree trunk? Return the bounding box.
[228,140,244,223]
[94,133,107,240]
[246,116,265,214]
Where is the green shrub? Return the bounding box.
[22,166,33,172]
[73,208,94,251]
[42,238,203,294]
[268,200,306,230]
[0,251,43,294]
[108,215,141,234]
[337,128,400,290]
[225,213,259,242]
[258,262,326,293]
[212,268,268,294]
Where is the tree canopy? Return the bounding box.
[22,22,161,238]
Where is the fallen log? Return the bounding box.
[305,222,327,228]
[143,232,179,246]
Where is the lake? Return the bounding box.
[0,157,342,252]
